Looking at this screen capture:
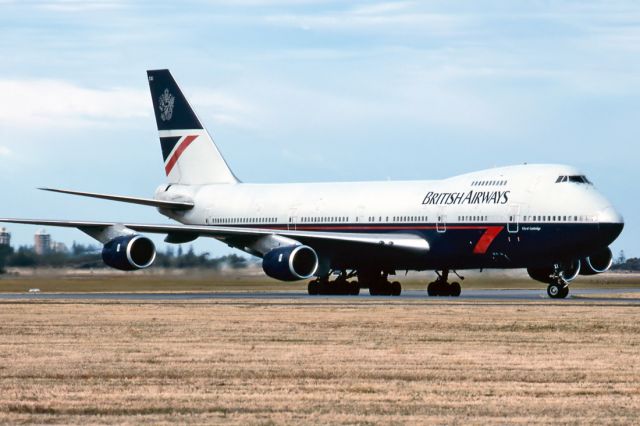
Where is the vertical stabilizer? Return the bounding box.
[147,69,239,185]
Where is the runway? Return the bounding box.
[1,288,640,303]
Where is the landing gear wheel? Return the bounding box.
[547,283,568,299]
[350,281,360,296]
[308,281,319,295]
[436,281,450,296]
[427,282,436,296]
[450,282,461,297]
[427,272,462,297]
[391,281,401,296]
[378,283,391,296]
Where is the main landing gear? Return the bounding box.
[427,269,462,297]
[307,270,402,296]
[308,272,360,296]
[359,270,402,296]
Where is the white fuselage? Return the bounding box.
[157,164,621,230]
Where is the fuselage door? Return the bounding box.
[507,205,520,234]
[355,205,365,225]
[437,214,447,233]
[204,208,214,225]
[288,209,298,231]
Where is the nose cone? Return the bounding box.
[598,206,624,225]
[598,207,624,246]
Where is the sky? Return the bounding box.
[0,0,638,258]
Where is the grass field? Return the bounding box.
[0,298,639,424]
[0,269,639,293]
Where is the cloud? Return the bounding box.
[201,0,333,5]
[190,89,258,128]
[264,3,467,36]
[36,0,126,12]
[0,146,12,157]
[0,79,148,128]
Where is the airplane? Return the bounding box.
[1,69,624,298]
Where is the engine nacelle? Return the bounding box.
[527,266,554,284]
[101,235,156,271]
[580,247,613,275]
[262,245,319,282]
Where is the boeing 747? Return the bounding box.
[1,70,624,298]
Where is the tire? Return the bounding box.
[391,281,401,296]
[450,282,461,297]
[437,281,450,297]
[427,282,437,296]
[559,286,569,299]
[547,283,564,299]
[318,282,330,295]
[308,281,319,295]
[369,285,378,296]
[350,281,360,296]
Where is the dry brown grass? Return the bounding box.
[0,299,638,424]
[1,270,638,293]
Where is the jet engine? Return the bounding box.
[262,245,319,281]
[527,258,581,283]
[580,247,613,275]
[101,235,156,271]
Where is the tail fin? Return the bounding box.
[147,69,239,185]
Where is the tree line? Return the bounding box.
[611,251,640,272]
[0,243,250,273]
[0,243,637,273]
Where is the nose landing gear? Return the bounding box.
[546,265,571,299]
[547,277,570,299]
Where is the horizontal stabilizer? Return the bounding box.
[38,188,194,211]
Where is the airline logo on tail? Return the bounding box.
[158,89,175,122]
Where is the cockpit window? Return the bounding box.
[556,175,592,184]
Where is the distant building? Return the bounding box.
[34,229,51,255]
[0,227,10,246]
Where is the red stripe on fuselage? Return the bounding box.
[473,226,504,254]
[200,223,505,254]
[165,135,199,175]
[283,225,491,231]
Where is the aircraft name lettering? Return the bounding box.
[421,190,510,206]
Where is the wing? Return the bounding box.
[0,218,429,252]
